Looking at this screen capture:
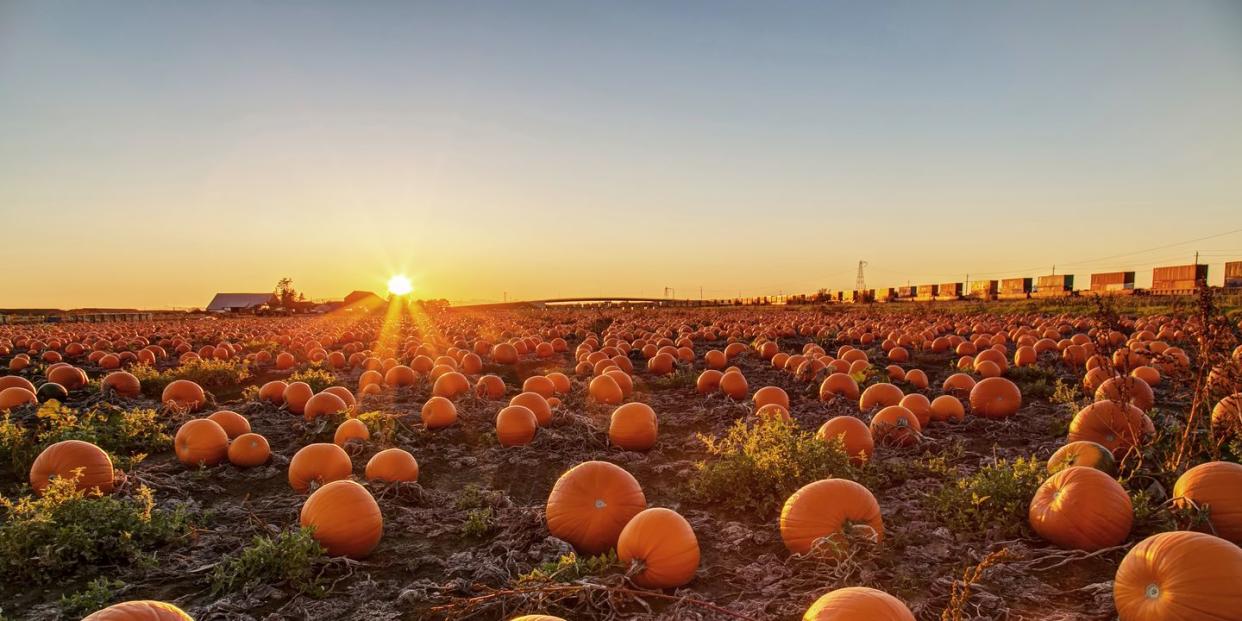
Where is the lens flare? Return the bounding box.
[387,274,413,296]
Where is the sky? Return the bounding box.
[1,1,1241,309]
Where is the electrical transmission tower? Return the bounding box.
[855,261,868,290]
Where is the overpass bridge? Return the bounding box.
[452,297,732,310]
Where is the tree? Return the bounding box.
[274,277,299,309]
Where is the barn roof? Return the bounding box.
[205,293,272,312]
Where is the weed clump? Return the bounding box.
[0,479,192,583]
[516,551,619,585]
[288,367,336,392]
[210,527,326,596]
[131,358,250,394]
[927,456,1045,537]
[690,419,855,517]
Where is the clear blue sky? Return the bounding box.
[2,1,1240,307]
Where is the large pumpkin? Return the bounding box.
[780,479,883,555]
[227,433,271,468]
[968,377,1022,419]
[859,383,903,412]
[609,402,658,451]
[1173,461,1242,544]
[546,461,646,555]
[421,396,458,429]
[174,418,230,467]
[365,448,420,483]
[816,416,873,465]
[0,386,37,411]
[83,600,194,621]
[616,507,699,589]
[303,391,349,421]
[206,410,250,439]
[300,479,383,558]
[1114,531,1242,621]
[333,418,370,446]
[802,586,915,621]
[819,373,860,401]
[101,371,142,398]
[510,391,552,426]
[1029,466,1132,551]
[161,379,206,412]
[282,381,314,415]
[869,405,921,448]
[496,405,538,447]
[1067,401,1154,457]
[288,443,353,493]
[30,439,115,495]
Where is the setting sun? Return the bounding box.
[386,274,413,296]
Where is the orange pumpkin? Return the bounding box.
[46,364,87,389]
[780,479,883,555]
[696,369,723,394]
[1029,466,1132,551]
[968,377,1022,419]
[303,391,349,421]
[718,371,749,400]
[82,600,193,621]
[820,375,861,404]
[1095,375,1155,412]
[616,507,699,588]
[859,383,903,412]
[333,418,370,446]
[1113,531,1242,621]
[258,380,287,404]
[588,374,624,405]
[0,375,37,393]
[421,396,458,429]
[546,461,646,555]
[1067,401,1153,457]
[1173,461,1242,544]
[174,418,229,467]
[802,586,915,621]
[288,443,353,492]
[432,371,470,399]
[928,395,965,423]
[898,393,931,428]
[207,410,250,439]
[753,385,790,410]
[510,391,552,426]
[608,402,658,451]
[300,479,383,558]
[365,448,419,483]
[0,386,37,411]
[161,379,206,412]
[816,416,873,465]
[496,405,538,447]
[227,433,271,467]
[384,365,418,387]
[869,405,921,447]
[101,371,141,398]
[29,440,115,495]
[522,375,557,398]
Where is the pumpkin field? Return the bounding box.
[2,295,1241,620]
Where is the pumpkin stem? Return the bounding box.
[625,557,647,579]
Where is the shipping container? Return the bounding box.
[1152,264,1208,283]
[1151,264,1207,293]
[968,280,998,300]
[939,282,964,299]
[880,288,897,301]
[916,284,938,299]
[1226,261,1242,289]
[1000,277,1032,294]
[1090,271,1135,292]
[895,285,917,298]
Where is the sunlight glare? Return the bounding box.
[387,274,413,296]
